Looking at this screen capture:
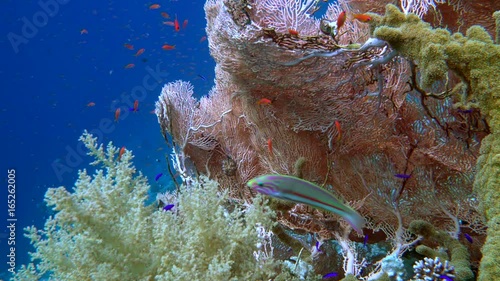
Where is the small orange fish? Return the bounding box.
[124,63,135,69]
[161,44,175,50]
[161,12,170,19]
[132,100,139,112]
[134,48,145,56]
[174,15,180,31]
[288,29,299,36]
[118,146,126,160]
[86,102,95,107]
[80,28,88,35]
[182,19,188,29]
[335,120,342,142]
[115,108,121,122]
[353,13,372,23]
[149,4,160,9]
[267,138,273,157]
[123,43,134,50]
[199,36,207,43]
[337,10,346,30]
[257,98,272,106]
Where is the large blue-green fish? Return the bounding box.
[247,174,365,235]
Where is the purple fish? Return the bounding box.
[323,272,338,279]
[155,173,163,181]
[163,204,174,211]
[394,174,411,179]
[439,275,454,281]
[463,233,473,243]
[364,234,368,248]
[128,107,140,112]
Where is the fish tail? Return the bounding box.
[344,210,365,235]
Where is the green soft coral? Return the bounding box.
[371,5,500,280]
[12,132,282,281]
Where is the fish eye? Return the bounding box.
[257,182,263,187]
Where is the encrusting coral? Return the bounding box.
[12,132,319,281]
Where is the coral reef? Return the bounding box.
[11,132,296,281]
[155,0,498,279]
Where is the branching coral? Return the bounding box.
[11,132,292,281]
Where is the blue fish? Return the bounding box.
[323,272,338,279]
[439,275,454,281]
[394,174,411,179]
[463,233,473,243]
[155,173,163,181]
[197,74,207,81]
[363,234,368,248]
[163,204,174,211]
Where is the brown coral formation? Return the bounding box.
[156,0,488,249]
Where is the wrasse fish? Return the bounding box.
[114,108,121,122]
[162,44,175,50]
[337,10,346,29]
[353,13,372,22]
[288,29,299,36]
[149,4,160,9]
[247,174,365,234]
[257,98,272,105]
[123,43,134,50]
[134,48,145,56]
[118,146,126,160]
[174,15,180,31]
[124,63,135,69]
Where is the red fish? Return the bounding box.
[123,43,134,50]
[149,4,160,9]
[80,28,88,35]
[267,138,273,157]
[115,108,121,122]
[337,11,346,30]
[353,13,372,23]
[257,98,272,105]
[134,48,145,56]
[174,15,180,31]
[160,12,170,18]
[86,102,95,107]
[162,21,174,26]
[162,44,175,50]
[118,146,126,160]
[335,120,342,141]
[124,63,135,69]
[130,100,139,112]
[288,29,299,36]
[199,36,207,43]
[182,19,188,29]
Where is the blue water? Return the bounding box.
[1,0,214,277]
